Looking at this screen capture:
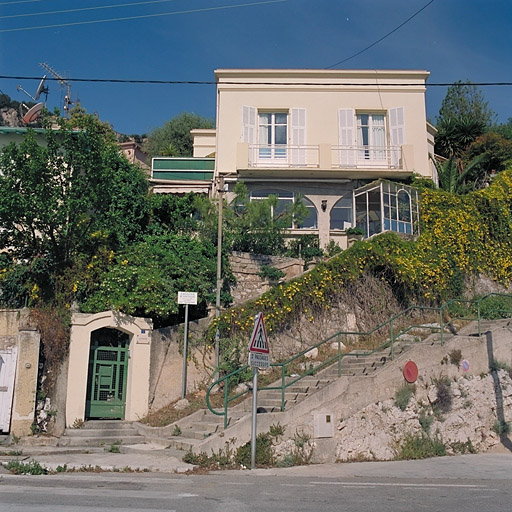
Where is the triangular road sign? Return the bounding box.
[248,312,269,354]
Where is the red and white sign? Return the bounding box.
[248,313,270,368]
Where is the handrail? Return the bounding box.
[206,293,512,428]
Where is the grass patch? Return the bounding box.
[108,441,121,453]
[492,420,511,436]
[394,433,446,460]
[477,295,512,319]
[490,360,512,379]
[419,410,434,433]
[432,377,452,415]
[395,385,415,411]
[6,460,48,475]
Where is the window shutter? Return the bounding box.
[242,106,257,165]
[291,108,306,165]
[338,109,355,166]
[389,107,405,168]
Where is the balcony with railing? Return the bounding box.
[236,142,415,177]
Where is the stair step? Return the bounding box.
[81,420,134,430]
[166,437,199,451]
[58,435,144,447]
[64,427,138,438]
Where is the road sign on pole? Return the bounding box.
[178,291,197,399]
[248,312,271,469]
[248,312,270,368]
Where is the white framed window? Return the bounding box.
[338,107,405,168]
[250,188,317,229]
[258,112,288,160]
[357,113,386,162]
[330,193,353,230]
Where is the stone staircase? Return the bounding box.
[160,333,432,453]
[58,420,147,449]
[54,325,454,454]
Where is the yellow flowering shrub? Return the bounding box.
[210,167,512,342]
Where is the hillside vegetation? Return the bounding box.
[212,167,512,342]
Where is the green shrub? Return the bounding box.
[108,441,121,453]
[269,422,285,438]
[346,226,364,236]
[419,410,434,433]
[449,349,463,368]
[492,420,511,436]
[433,377,452,415]
[234,432,274,468]
[258,265,285,282]
[477,295,512,319]
[395,385,415,411]
[6,460,48,475]
[394,433,446,460]
[490,360,512,379]
[450,440,476,454]
[182,439,237,469]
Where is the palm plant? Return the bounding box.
[434,115,486,159]
[430,153,486,194]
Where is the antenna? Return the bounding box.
[16,84,36,101]
[34,75,48,101]
[16,75,49,104]
[40,62,73,115]
[22,103,43,124]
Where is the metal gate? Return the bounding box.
[85,329,129,419]
[0,347,18,433]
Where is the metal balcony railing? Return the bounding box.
[247,144,319,168]
[331,145,403,169]
[244,144,403,170]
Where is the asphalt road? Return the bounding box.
[0,454,510,512]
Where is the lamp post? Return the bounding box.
[214,176,225,380]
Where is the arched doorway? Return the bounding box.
[65,311,152,427]
[85,328,130,420]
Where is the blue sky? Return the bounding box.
[1,0,511,135]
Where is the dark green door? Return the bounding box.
[86,328,129,419]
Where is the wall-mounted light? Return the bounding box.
[321,200,327,212]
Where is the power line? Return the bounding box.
[326,0,435,69]
[0,0,40,5]
[0,0,291,32]
[2,75,512,87]
[0,0,181,20]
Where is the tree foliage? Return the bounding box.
[0,113,150,304]
[80,234,217,324]
[434,115,486,159]
[143,112,214,158]
[437,80,496,128]
[462,133,512,188]
[430,154,486,194]
[227,182,308,255]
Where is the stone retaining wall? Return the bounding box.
[229,252,305,304]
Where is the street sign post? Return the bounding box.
[178,292,198,399]
[248,312,270,469]
[248,312,270,369]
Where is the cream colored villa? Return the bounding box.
[187,68,437,248]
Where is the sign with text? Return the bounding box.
[248,312,270,368]
[177,291,198,305]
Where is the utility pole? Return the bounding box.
[214,176,225,380]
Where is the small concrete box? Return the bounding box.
[314,413,334,438]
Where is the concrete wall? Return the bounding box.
[0,309,40,437]
[65,311,153,426]
[149,318,214,411]
[191,129,217,158]
[215,69,431,177]
[213,69,431,249]
[185,320,512,458]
